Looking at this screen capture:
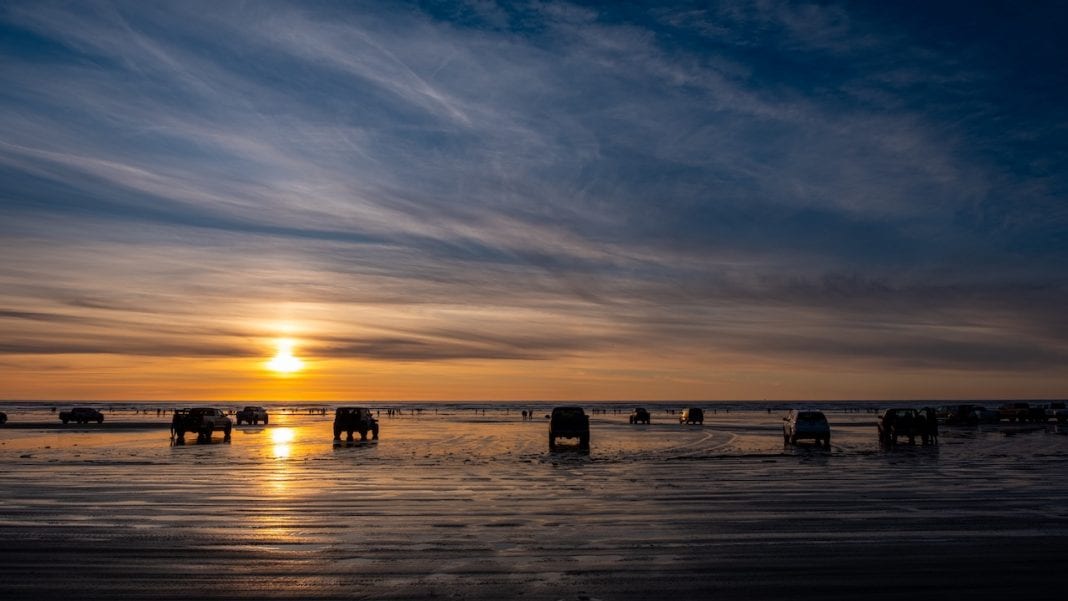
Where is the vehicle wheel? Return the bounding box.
[372,427,379,440]
[224,425,232,438]
[360,429,368,441]
[264,416,269,425]
[333,427,341,440]
[97,418,103,424]
[548,433,556,449]
[579,434,590,449]
[62,418,69,424]
[824,437,831,449]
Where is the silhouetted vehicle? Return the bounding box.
[970,406,1000,424]
[629,407,651,424]
[0,411,6,425]
[1046,402,1068,423]
[333,407,379,441]
[171,408,232,443]
[235,406,269,425]
[783,409,830,448]
[679,407,704,425]
[549,406,590,450]
[944,407,982,424]
[998,402,1040,422]
[59,407,104,424]
[877,408,932,445]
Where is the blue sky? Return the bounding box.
[1,1,1066,399]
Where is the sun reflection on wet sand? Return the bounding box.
[271,427,295,460]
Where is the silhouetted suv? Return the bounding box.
[783,409,831,448]
[171,408,232,443]
[333,407,379,441]
[629,407,651,424]
[549,406,590,450]
[235,406,269,425]
[59,407,104,424]
[679,407,704,425]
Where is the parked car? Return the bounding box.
[970,405,1001,424]
[171,408,232,443]
[997,402,1045,422]
[235,406,269,425]
[59,407,104,424]
[679,407,704,425]
[629,407,651,424]
[1046,402,1068,423]
[0,411,6,425]
[548,406,590,450]
[333,407,379,441]
[783,410,831,448]
[939,404,978,425]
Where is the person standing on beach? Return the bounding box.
[924,407,939,444]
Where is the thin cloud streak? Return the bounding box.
[1,1,1066,398]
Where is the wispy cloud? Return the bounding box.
[1,1,1066,398]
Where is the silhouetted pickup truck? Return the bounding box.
[333,407,379,441]
[235,406,269,425]
[629,407,651,424]
[549,406,590,450]
[171,408,232,443]
[59,407,104,424]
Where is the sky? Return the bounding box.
[1,0,1066,401]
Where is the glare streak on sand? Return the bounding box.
[0,408,1067,600]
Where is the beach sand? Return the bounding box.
[1,407,1067,600]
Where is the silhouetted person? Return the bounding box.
[924,408,939,444]
[899,412,915,444]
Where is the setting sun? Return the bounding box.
[266,339,304,374]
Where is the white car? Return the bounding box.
[783,410,831,448]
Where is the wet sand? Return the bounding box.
[2,408,1067,600]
